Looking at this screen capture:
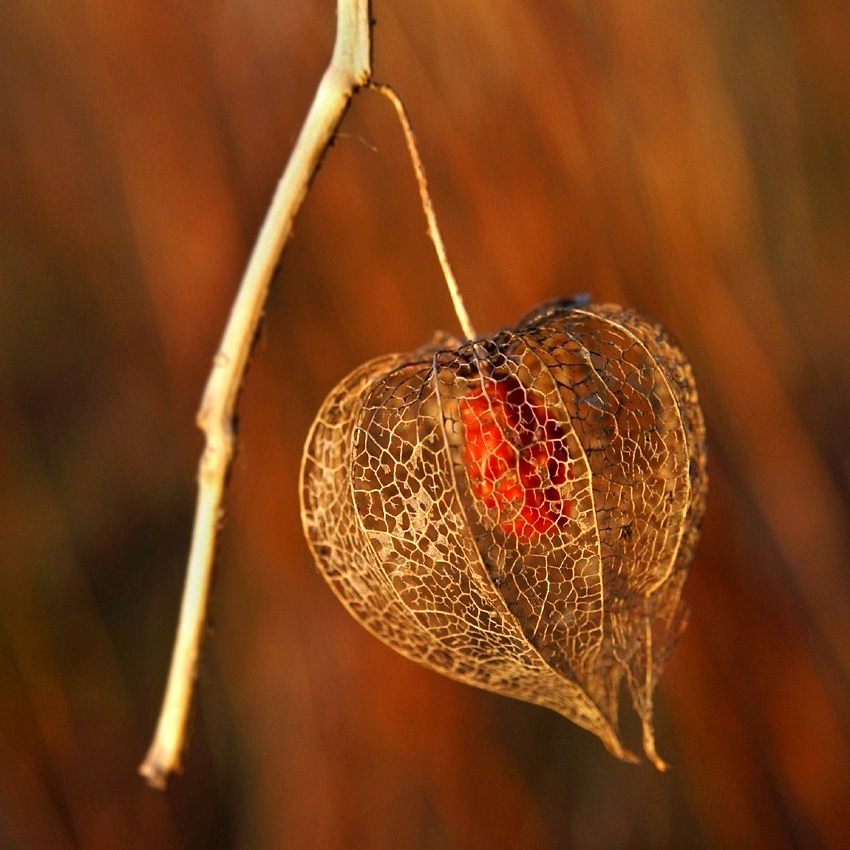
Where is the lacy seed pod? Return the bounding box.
[300,299,707,767]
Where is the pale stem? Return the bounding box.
[138,0,373,789]
[371,83,477,341]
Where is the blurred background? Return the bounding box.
[2,0,850,847]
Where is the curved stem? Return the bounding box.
[370,82,476,341]
[139,0,373,789]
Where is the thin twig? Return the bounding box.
[139,0,373,789]
[370,82,477,341]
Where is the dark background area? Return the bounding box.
[2,1,850,847]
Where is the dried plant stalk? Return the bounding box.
[139,0,372,789]
[370,82,476,340]
[301,299,707,768]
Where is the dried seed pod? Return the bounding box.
[300,300,707,767]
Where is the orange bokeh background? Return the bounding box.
[2,1,850,847]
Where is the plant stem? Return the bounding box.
[371,82,477,341]
[138,0,373,790]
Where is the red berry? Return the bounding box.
[459,377,573,540]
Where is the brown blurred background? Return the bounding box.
[2,0,850,847]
